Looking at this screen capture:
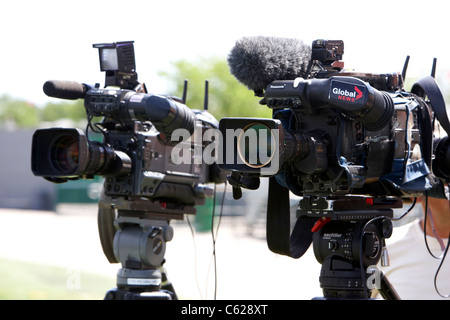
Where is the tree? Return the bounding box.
[0,95,39,128]
[0,94,88,129]
[159,56,272,120]
[40,99,86,123]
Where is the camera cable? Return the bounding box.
[423,192,447,258]
[359,198,418,299]
[86,115,107,141]
[391,197,417,222]
[185,182,227,300]
[359,216,390,299]
[185,215,205,300]
[210,181,227,300]
[422,191,450,298]
[384,196,450,299]
[434,231,450,298]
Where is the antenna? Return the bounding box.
[182,80,188,104]
[402,55,410,81]
[203,80,209,111]
[431,58,437,78]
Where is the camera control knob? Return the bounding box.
[163,225,174,242]
[328,239,339,251]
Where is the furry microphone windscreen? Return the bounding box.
[227,36,311,93]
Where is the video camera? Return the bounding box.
[220,37,450,299]
[31,41,225,299]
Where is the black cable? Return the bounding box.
[359,216,386,299]
[422,192,443,259]
[391,197,417,221]
[421,191,450,298]
[359,195,449,299]
[86,115,106,141]
[405,193,450,298]
[210,181,227,300]
[434,230,450,298]
[185,215,204,299]
[359,221,372,299]
[359,199,418,299]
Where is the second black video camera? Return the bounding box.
[32,41,224,212]
[221,37,450,200]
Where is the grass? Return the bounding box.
[0,257,115,300]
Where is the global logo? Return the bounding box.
[331,84,364,103]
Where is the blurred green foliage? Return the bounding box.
[159,56,272,119]
[0,94,86,129]
[40,100,86,123]
[0,95,40,128]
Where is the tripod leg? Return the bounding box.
[378,271,401,300]
[161,266,178,300]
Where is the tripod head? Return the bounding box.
[97,191,187,299]
[299,196,400,299]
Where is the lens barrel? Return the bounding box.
[218,118,314,175]
[31,128,131,178]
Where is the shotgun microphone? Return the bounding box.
[227,36,311,94]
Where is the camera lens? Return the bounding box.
[50,136,80,173]
[32,128,132,178]
[237,123,276,168]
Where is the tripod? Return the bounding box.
[312,219,399,300]
[301,197,401,300]
[97,195,190,300]
[263,176,403,300]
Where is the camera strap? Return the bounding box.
[412,76,450,136]
[266,177,315,259]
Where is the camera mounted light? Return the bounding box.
[93,41,138,89]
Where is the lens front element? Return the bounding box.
[51,136,80,173]
[237,123,276,168]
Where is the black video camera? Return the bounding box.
[220,37,450,299]
[221,39,450,198]
[31,42,225,299]
[32,41,224,210]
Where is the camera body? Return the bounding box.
[32,114,215,207]
[220,79,431,198]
